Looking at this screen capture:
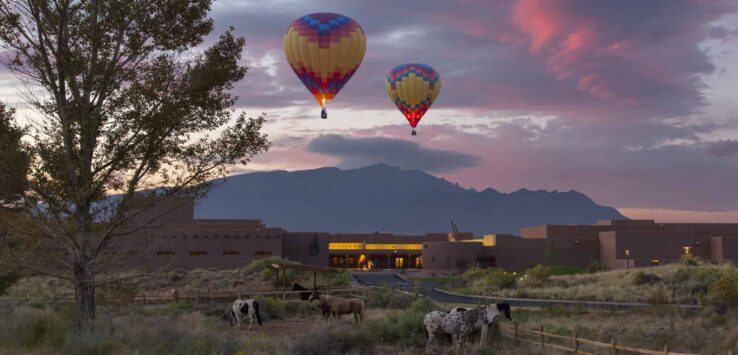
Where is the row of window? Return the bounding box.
[156,250,273,257]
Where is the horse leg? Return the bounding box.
[480,326,488,346]
[248,315,253,331]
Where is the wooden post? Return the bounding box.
[664,344,669,355]
[611,338,617,355]
[514,323,519,343]
[539,325,544,349]
[313,270,317,289]
[573,328,578,353]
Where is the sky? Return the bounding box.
[4,0,738,221]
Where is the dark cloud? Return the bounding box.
[306,134,480,173]
[705,139,738,158]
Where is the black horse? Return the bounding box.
[292,282,311,301]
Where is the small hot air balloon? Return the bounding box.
[385,63,441,135]
[283,13,367,119]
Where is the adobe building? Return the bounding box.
[131,198,738,273]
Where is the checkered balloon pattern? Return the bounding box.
[283,13,367,107]
[385,63,441,128]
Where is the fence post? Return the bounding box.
[514,323,519,343]
[664,344,669,355]
[573,328,578,354]
[611,338,617,355]
[539,325,544,349]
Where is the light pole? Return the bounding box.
[683,246,692,255]
[625,249,630,270]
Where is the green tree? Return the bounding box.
[0,0,270,330]
[308,234,321,257]
[0,103,30,205]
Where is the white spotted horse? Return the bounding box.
[424,303,511,352]
[230,298,263,330]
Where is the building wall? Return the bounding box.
[598,231,711,269]
[422,241,484,275]
[282,232,331,267]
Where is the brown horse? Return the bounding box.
[309,290,364,323]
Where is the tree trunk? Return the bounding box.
[73,261,96,331]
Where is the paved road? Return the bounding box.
[351,271,703,311]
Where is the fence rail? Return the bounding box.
[0,286,371,305]
[500,323,701,355]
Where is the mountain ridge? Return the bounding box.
[196,163,626,235]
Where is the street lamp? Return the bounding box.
[683,246,692,255]
[624,249,630,270]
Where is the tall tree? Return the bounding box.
[0,0,270,330]
[0,103,30,205]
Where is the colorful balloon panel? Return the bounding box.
[283,13,367,107]
[385,63,441,128]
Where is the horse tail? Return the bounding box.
[254,300,263,326]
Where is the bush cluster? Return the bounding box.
[521,265,552,287]
[367,288,415,309]
[634,271,662,286]
[463,267,516,294]
[586,260,609,274]
[706,270,738,310]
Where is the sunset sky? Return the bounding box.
[3,0,738,221]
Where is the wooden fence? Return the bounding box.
[0,286,371,306]
[500,323,703,355]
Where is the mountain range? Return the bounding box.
[196,163,626,235]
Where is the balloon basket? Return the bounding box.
[411,129,417,136]
[321,109,327,119]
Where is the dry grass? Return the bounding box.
[469,263,737,304]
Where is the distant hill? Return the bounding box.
[196,164,626,235]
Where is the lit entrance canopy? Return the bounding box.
[328,242,423,250]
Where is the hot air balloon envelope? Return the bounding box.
[284,13,367,116]
[385,63,441,134]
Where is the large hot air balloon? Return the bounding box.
[385,63,441,135]
[283,13,367,119]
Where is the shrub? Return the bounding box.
[524,265,552,287]
[0,272,21,296]
[478,269,516,292]
[680,253,703,266]
[634,272,662,286]
[367,288,415,309]
[586,260,609,274]
[646,288,668,305]
[328,270,354,286]
[462,266,486,282]
[707,270,738,309]
[0,307,67,350]
[98,279,138,308]
[254,296,285,319]
[671,267,722,302]
[365,298,436,347]
[549,265,585,276]
[289,323,376,354]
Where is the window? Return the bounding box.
[223,250,240,256]
[156,250,175,257]
[415,257,423,268]
[255,251,272,258]
[394,257,404,268]
[651,259,660,266]
[190,251,207,256]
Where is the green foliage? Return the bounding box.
[365,298,440,347]
[680,253,703,266]
[328,270,354,286]
[367,288,416,309]
[671,267,722,301]
[0,308,66,350]
[308,235,321,257]
[706,270,738,309]
[462,267,516,294]
[634,272,662,286]
[0,104,30,203]
[549,265,585,275]
[586,260,609,274]
[462,266,486,282]
[543,239,556,266]
[246,257,299,288]
[98,279,138,308]
[0,272,21,296]
[254,297,285,319]
[527,264,552,280]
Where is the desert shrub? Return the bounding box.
[168,268,186,282]
[463,266,486,282]
[680,253,703,266]
[549,265,585,276]
[254,296,285,319]
[586,260,609,274]
[245,256,298,275]
[283,300,321,318]
[477,268,516,292]
[329,270,354,286]
[646,288,668,305]
[523,265,552,287]
[367,288,415,309]
[365,298,435,347]
[0,272,21,296]
[98,279,138,308]
[671,267,722,302]
[0,307,67,350]
[706,270,738,309]
[634,272,662,286]
[289,323,376,355]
